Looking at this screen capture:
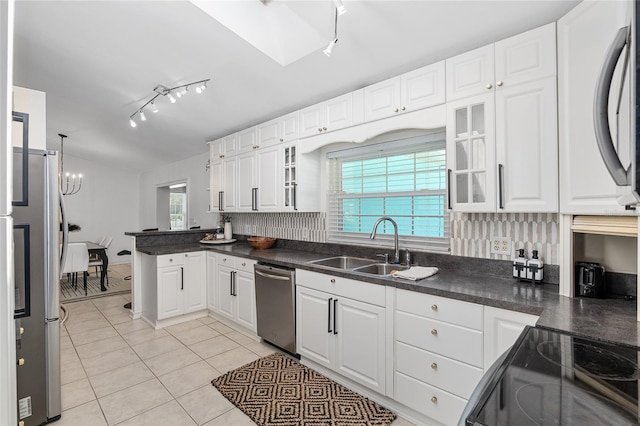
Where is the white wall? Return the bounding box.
[12,86,46,150]
[139,151,218,230]
[58,154,140,264]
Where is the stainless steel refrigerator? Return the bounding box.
[12,112,61,425]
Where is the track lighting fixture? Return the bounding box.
[128,78,210,128]
[324,7,341,57]
[333,0,347,16]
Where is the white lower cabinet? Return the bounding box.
[393,289,483,425]
[215,254,257,332]
[296,270,386,394]
[483,305,538,371]
[157,251,206,321]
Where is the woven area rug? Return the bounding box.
[211,353,396,426]
[60,263,131,303]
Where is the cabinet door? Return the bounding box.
[217,266,235,322]
[296,286,333,369]
[334,297,386,394]
[157,266,183,320]
[280,112,299,142]
[558,0,633,214]
[256,145,280,211]
[222,157,236,212]
[325,93,352,132]
[237,127,257,153]
[363,76,401,122]
[483,306,538,371]
[183,252,206,314]
[446,94,496,212]
[235,271,256,332]
[494,23,556,89]
[257,119,280,149]
[446,44,494,101]
[236,151,256,212]
[282,144,297,211]
[206,252,217,312]
[299,103,325,138]
[400,61,446,112]
[221,134,237,157]
[209,159,223,212]
[495,77,558,212]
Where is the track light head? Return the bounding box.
[333,0,347,15]
[151,102,159,113]
[196,81,208,94]
[140,110,147,121]
[129,118,137,128]
[168,92,177,103]
[324,38,338,57]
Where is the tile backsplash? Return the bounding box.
[226,212,560,265]
[451,212,559,265]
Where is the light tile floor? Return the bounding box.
[59,294,414,425]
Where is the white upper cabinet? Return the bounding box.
[237,145,281,212]
[446,24,555,101]
[257,111,299,148]
[446,45,495,102]
[209,141,236,213]
[299,93,353,138]
[447,23,558,213]
[221,134,237,157]
[365,61,445,122]
[558,0,634,214]
[237,127,258,153]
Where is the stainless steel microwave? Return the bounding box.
[594,0,640,207]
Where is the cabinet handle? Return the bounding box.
[219,191,224,212]
[486,83,493,90]
[330,278,335,284]
[431,362,438,370]
[169,258,173,262]
[333,299,338,335]
[496,80,503,87]
[318,128,323,132]
[251,188,258,211]
[18,358,25,366]
[293,183,298,211]
[498,163,505,209]
[447,169,452,210]
[401,106,406,111]
[431,304,438,311]
[431,329,438,336]
[322,127,327,131]
[328,298,333,333]
[279,138,284,142]
[393,107,399,113]
[232,271,237,296]
[180,267,184,290]
[431,396,438,404]
[219,154,224,158]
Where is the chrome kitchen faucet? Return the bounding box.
[370,216,400,264]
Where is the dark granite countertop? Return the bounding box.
[135,241,640,349]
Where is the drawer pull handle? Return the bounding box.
[431,362,437,370]
[169,258,173,262]
[431,304,438,311]
[330,279,336,284]
[242,262,246,267]
[431,329,438,336]
[431,396,438,403]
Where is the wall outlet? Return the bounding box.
[491,237,511,255]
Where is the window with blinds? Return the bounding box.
[326,132,449,252]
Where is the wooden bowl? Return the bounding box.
[247,237,276,249]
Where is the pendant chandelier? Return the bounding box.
[58,133,83,195]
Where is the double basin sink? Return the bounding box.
[306,256,409,276]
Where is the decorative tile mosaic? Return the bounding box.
[226,212,559,265]
[451,212,559,265]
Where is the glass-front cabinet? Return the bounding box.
[446,94,496,212]
[283,144,297,210]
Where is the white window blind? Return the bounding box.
[327,132,449,252]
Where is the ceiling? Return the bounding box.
[12,0,579,173]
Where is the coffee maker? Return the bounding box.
[575,262,606,298]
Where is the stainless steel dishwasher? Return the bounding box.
[254,263,297,355]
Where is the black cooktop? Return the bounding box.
[467,327,640,425]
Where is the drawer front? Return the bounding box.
[296,269,385,307]
[157,253,186,268]
[217,253,237,267]
[234,257,256,273]
[396,312,482,367]
[395,341,482,399]
[395,372,467,426]
[396,289,482,330]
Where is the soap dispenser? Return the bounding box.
[526,250,544,283]
[513,249,527,280]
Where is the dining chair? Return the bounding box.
[89,237,112,284]
[62,243,90,295]
[89,236,106,263]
